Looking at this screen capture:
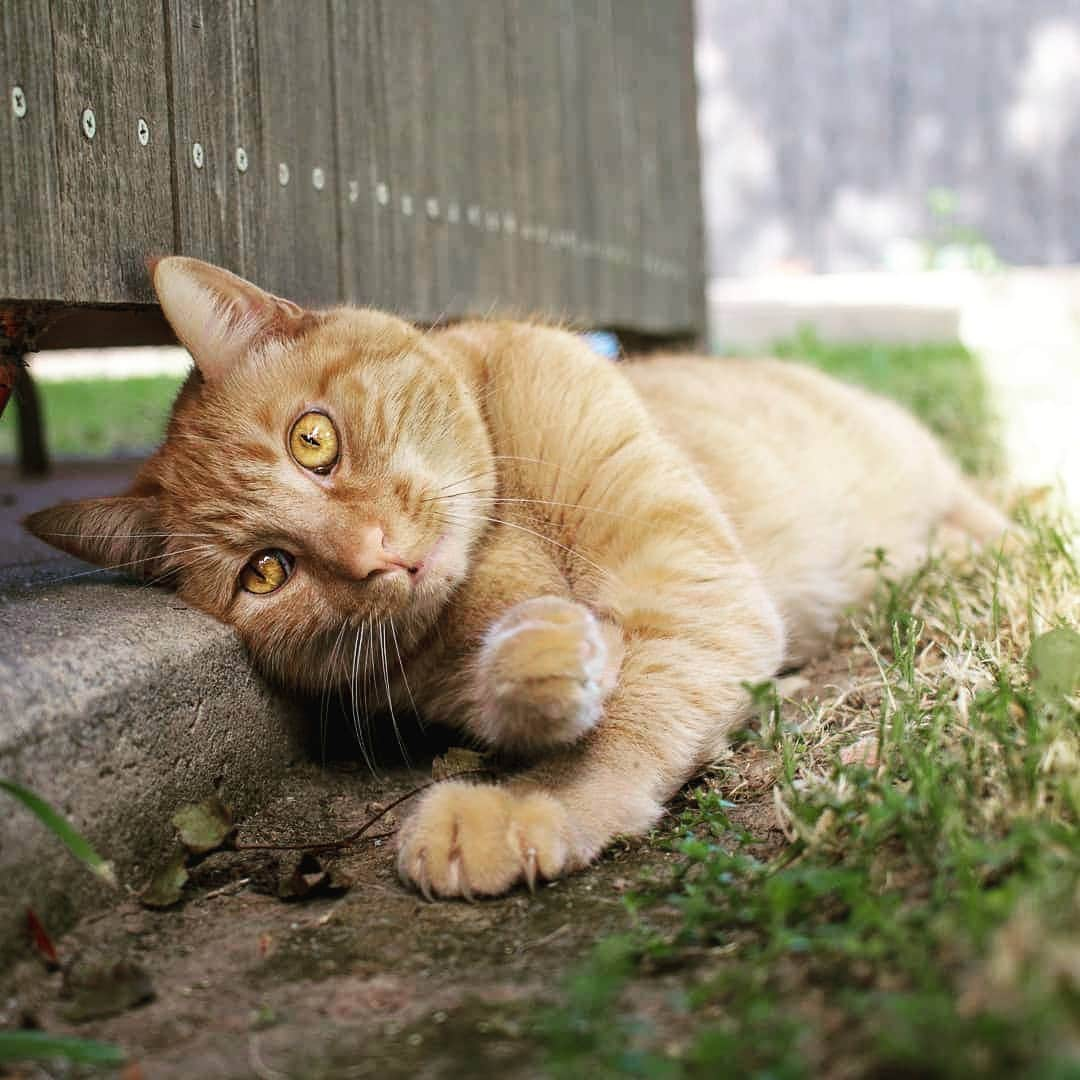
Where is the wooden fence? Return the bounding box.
[1,0,704,338]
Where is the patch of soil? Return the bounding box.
[8,757,766,1079]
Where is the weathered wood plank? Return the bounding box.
[0,1,63,302]
[48,0,173,302]
[331,0,387,309]
[163,0,259,276]
[3,0,705,339]
[252,0,338,305]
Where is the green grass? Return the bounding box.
[541,337,1078,1078]
[0,374,183,460]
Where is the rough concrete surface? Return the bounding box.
[0,560,311,969]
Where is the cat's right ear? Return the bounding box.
[149,256,310,381]
[23,494,172,581]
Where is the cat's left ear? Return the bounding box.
[23,492,173,581]
[149,256,312,381]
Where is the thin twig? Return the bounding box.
[232,770,496,854]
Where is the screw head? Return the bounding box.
[401,194,414,216]
[311,166,325,191]
[137,117,150,145]
[11,86,26,118]
[278,161,290,186]
[467,205,482,226]
[192,141,204,169]
[447,202,461,224]
[81,107,96,140]
[348,179,360,203]
[375,181,389,206]
[235,146,248,173]
[425,197,440,220]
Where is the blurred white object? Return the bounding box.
[28,347,190,382]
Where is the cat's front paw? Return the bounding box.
[474,596,611,753]
[396,782,573,899]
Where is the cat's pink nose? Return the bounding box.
[342,525,417,581]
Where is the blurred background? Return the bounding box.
[697,0,1080,505]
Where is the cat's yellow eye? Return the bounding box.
[290,410,339,473]
[239,549,293,595]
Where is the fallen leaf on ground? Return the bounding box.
[60,955,154,1022]
[140,847,190,909]
[171,796,235,855]
[26,907,59,969]
[431,747,489,781]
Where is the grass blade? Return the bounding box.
[0,1030,125,1065]
[0,779,116,887]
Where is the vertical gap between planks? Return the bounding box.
[160,0,182,259]
[326,0,345,305]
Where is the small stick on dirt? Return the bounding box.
[232,770,496,854]
[200,877,251,902]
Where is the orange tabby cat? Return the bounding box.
[25,257,1008,899]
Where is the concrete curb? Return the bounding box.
[0,561,310,970]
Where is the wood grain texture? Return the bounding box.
[48,0,173,302]
[331,0,386,309]
[253,0,338,305]
[164,0,260,276]
[3,0,704,339]
[0,1,63,301]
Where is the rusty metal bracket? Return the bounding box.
[1,305,52,476]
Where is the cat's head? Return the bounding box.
[25,257,494,691]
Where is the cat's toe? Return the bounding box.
[396,782,572,899]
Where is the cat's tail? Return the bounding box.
[943,479,1014,548]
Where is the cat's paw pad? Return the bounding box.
[476,596,608,752]
[396,782,572,899]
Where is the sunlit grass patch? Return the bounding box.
[0,374,183,460]
[544,506,1078,1078]
[543,329,1076,1077]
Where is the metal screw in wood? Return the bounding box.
[192,141,204,168]
[375,182,389,205]
[11,86,26,118]
[312,166,325,190]
[81,107,96,139]
[137,117,150,145]
[235,146,248,173]
[278,162,290,186]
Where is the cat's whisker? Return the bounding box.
[389,616,422,729]
[140,547,220,589]
[420,488,493,504]
[34,532,212,539]
[350,622,376,775]
[435,509,613,582]
[37,543,219,586]
[320,619,350,763]
[379,622,410,766]
[428,493,648,526]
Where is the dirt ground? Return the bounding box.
[4,656,858,1080]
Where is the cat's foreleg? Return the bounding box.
[470,595,624,754]
[397,552,784,898]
